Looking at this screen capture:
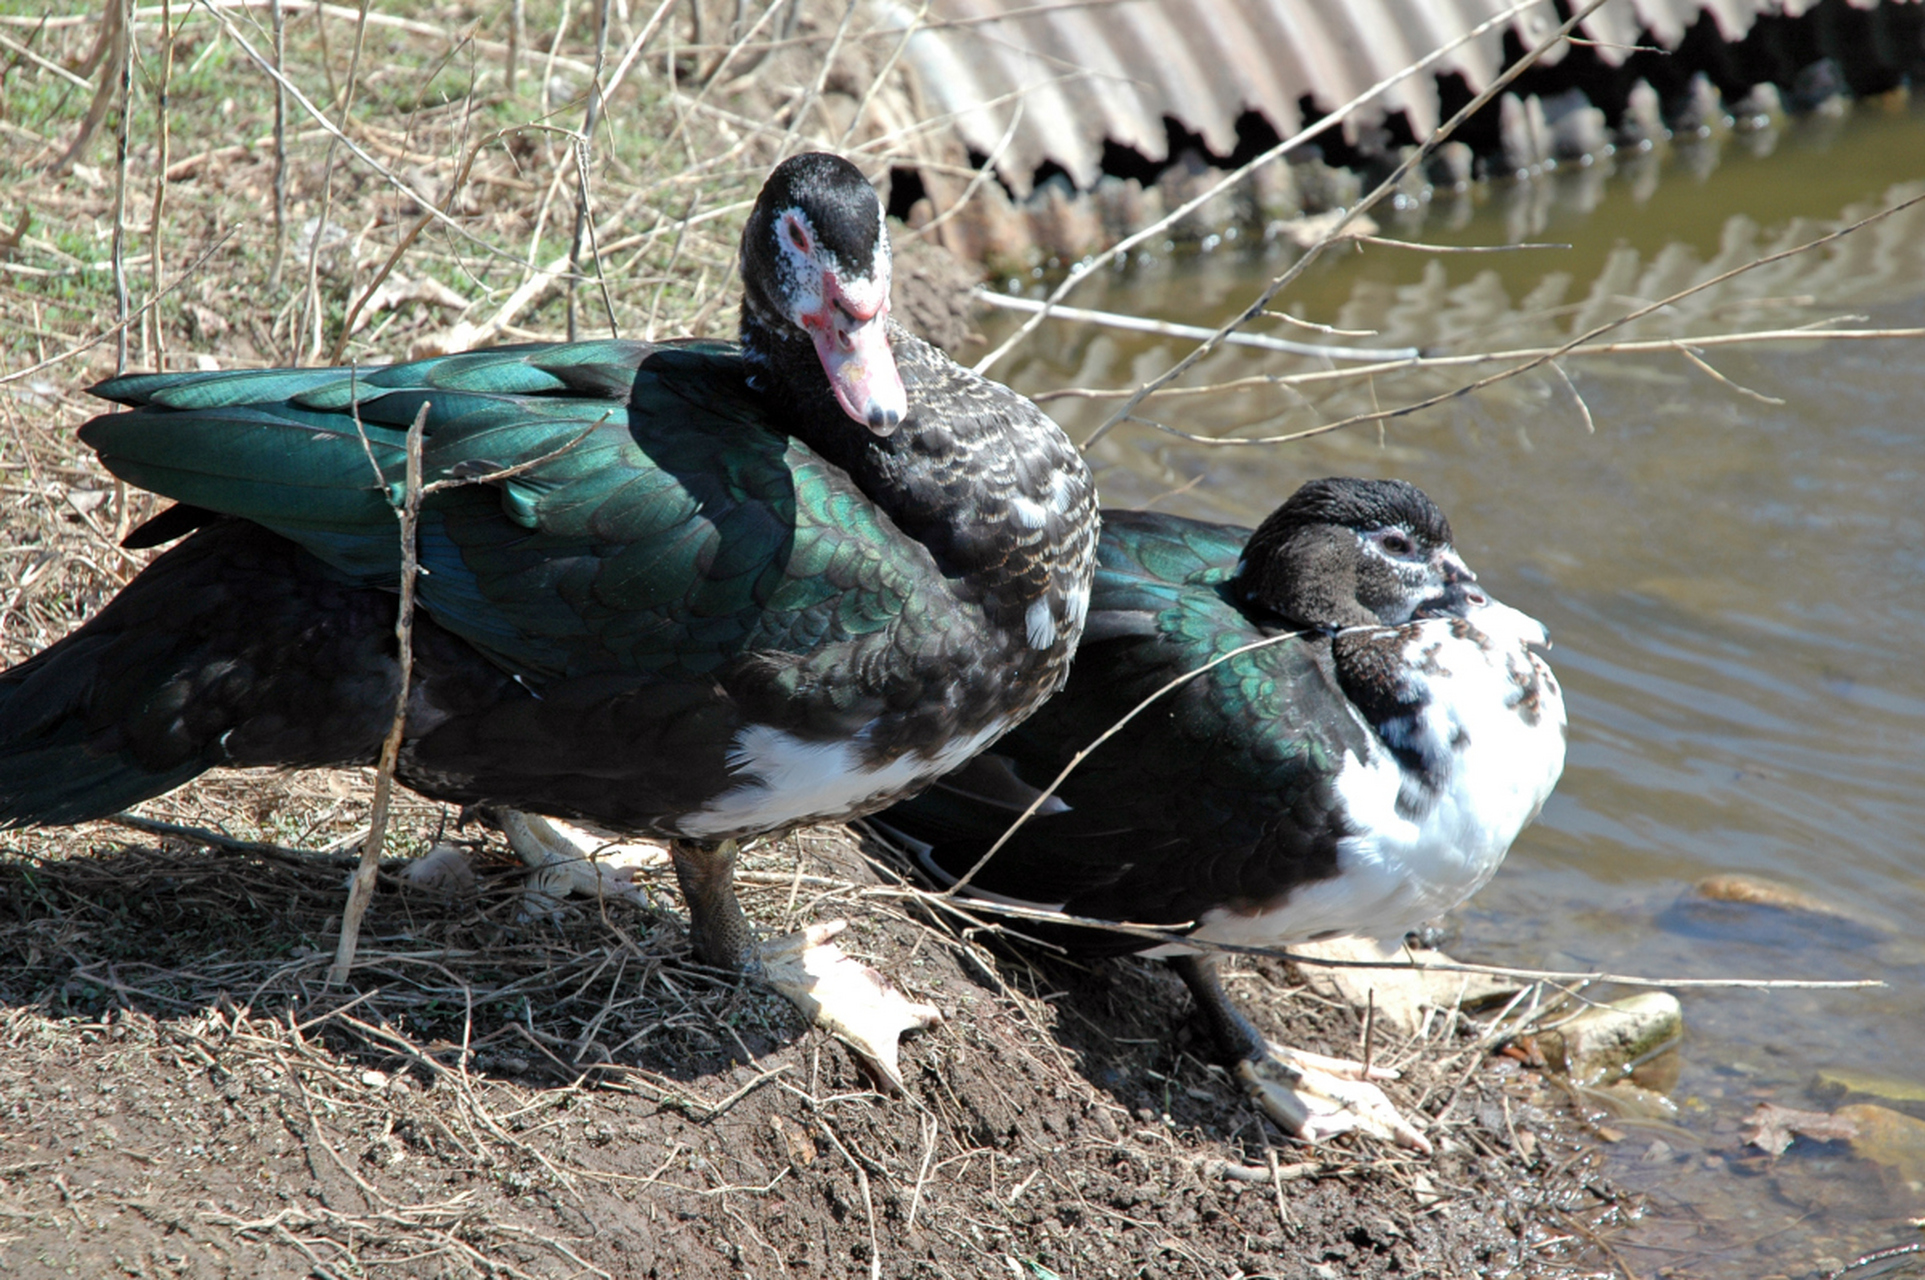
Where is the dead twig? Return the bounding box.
[268,0,289,290]
[1106,189,1925,449]
[329,400,429,987]
[298,0,370,363]
[974,290,1418,361]
[48,0,129,176]
[943,628,1309,892]
[109,0,133,374]
[148,0,178,372]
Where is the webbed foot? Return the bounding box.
[754,920,943,1091]
[495,809,667,919]
[1238,1043,1432,1152]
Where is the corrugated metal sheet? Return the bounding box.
[870,0,1858,193]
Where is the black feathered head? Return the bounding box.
[1236,478,1482,630]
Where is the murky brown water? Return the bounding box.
[984,100,1925,1279]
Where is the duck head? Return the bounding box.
[1234,477,1486,631]
[739,152,908,436]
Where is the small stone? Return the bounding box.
[1693,873,1887,931]
[1535,992,1684,1089]
[1837,1104,1925,1183]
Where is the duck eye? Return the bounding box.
[786,220,811,254]
[1377,531,1415,556]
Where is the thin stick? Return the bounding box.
[1108,192,1925,449]
[815,1119,882,1280]
[506,0,522,94]
[1264,1146,1296,1233]
[328,400,430,987]
[904,1112,937,1233]
[268,0,288,290]
[0,228,236,387]
[881,882,1888,990]
[109,0,133,374]
[566,0,612,343]
[300,0,371,364]
[1030,323,1925,404]
[598,0,679,107]
[943,628,1309,892]
[48,0,128,175]
[149,0,177,372]
[1356,235,1570,254]
[193,0,522,265]
[838,0,926,148]
[1549,360,1594,433]
[911,100,1023,238]
[0,31,91,87]
[106,812,358,864]
[974,291,1418,361]
[774,0,861,158]
[1673,341,1785,405]
[327,124,585,365]
[1361,989,1376,1079]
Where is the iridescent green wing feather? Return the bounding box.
[86,341,940,693]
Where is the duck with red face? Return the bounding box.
[0,152,1099,1089]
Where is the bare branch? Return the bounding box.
[974,290,1419,361]
[329,400,431,987]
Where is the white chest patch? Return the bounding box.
[1163,599,1567,954]
[677,717,1015,840]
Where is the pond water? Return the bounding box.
[980,99,1925,1279]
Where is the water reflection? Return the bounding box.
[983,102,1925,1280]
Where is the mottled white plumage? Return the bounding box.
[1163,597,1565,955]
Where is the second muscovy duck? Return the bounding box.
[874,478,1565,1146]
[0,152,1098,1083]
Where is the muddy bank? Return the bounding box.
[0,793,1627,1278]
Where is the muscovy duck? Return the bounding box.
[874,478,1564,1146]
[0,152,1099,1084]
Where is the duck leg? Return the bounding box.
[497,828,932,1091]
[668,837,941,1089]
[497,816,939,1087]
[1171,953,1432,1153]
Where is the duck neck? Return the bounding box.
[741,309,1095,644]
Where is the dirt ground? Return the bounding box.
[0,780,1631,1279]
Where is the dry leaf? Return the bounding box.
[1742,1102,1859,1156]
